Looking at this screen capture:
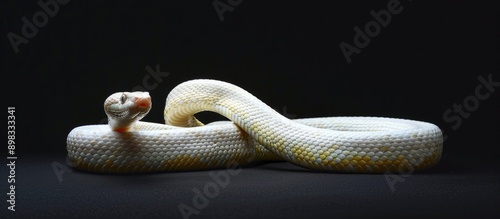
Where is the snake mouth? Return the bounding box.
[137,102,149,110]
[131,112,143,120]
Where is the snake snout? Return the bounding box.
[134,94,151,110]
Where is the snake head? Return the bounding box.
[104,91,152,132]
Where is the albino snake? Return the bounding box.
[67,79,443,173]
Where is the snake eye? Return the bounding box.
[120,93,127,104]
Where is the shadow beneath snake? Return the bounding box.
[256,160,456,175]
[69,160,285,177]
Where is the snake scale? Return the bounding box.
[67,79,443,173]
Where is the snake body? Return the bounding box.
[67,79,443,173]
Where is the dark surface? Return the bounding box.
[1,155,499,219]
[2,0,500,218]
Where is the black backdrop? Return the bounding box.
[2,0,500,218]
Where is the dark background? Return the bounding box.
[2,0,499,218]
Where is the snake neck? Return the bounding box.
[164,79,283,125]
[165,79,283,119]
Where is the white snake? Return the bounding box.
[67,79,443,173]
